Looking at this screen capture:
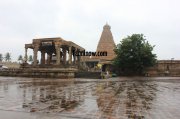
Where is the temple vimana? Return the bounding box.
[0,23,180,77]
[81,23,116,72]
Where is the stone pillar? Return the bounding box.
[47,54,51,65]
[77,52,81,65]
[33,45,39,66]
[68,46,72,65]
[74,48,76,65]
[49,54,52,64]
[55,44,60,65]
[41,51,45,65]
[24,47,28,63]
[63,48,66,64]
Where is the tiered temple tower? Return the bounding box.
[82,23,116,72]
[96,23,116,61]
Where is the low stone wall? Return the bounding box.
[146,60,180,77]
[0,62,20,68]
[0,68,77,78]
[146,68,180,77]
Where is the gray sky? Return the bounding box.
[0,0,180,61]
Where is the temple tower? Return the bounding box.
[96,23,116,60]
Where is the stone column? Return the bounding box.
[63,48,66,64]
[68,46,72,65]
[47,54,51,65]
[33,45,39,66]
[49,54,52,64]
[74,48,76,65]
[77,51,81,65]
[41,51,45,65]
[55,44,60,65]
[24,47,28,63]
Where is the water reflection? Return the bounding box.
[20,81,87,113]
[0,77,180,119]
[95,81,158,118]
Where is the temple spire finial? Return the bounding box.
[103,22,111,29]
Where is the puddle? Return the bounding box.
[0,77,180,119]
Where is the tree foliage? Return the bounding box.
[28,55,33,62]
[0,54,3,62]
[5,52,11,62]
[114,34,157,75]
[18,55,23,63]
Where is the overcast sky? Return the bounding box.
[0,0,180,61]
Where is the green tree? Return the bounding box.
[114,34,157,75]
[5,52,11,62]
[28,55,33,63]
[0,53,3,62]
[18,55,23,63]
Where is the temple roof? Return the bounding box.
[25,37,85,51]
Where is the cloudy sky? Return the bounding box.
[0,0,179,61]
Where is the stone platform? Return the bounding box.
[0,67,77,78]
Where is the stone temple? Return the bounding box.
[95,23,116,61]
[82,23,116,72]
[0,24,117,78]
[20,37,85,78]
[24,37,84,67]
